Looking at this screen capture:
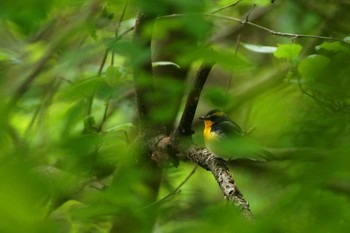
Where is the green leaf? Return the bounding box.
[316,41,350,52]
[241,42,277,53]
[105,123,134,132]
[59,77,100,100]
[274,44,302,60]
[152,61,181,69]
[204,87,229,107]
[298,54,330,82]
[343,36,350,44]
[84,115,98,134]
[106,66,123,87]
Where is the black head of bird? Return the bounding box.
[199,109,269,161]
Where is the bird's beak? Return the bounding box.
[199,116,205,120]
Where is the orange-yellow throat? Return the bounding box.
[203,120,215,142]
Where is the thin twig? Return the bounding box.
[98,99,110,132]
[89,26,134,117]
[24,101,43,136]
[211,14,340,41]
[159,13,341,41]
[96,2,128,123]
[105,89,135,120]
[98,49,109,75]
[296,74,334,110]
[144,164,198,209]
[111,26,135,66]
[24,78,60,136]
[243,4,256,23]
[234,34,241,55]
[115,1,128,36]
[225,34,241,107]
[10,46,55,107]
[116,26,135,39]
[86,48,109,116]
[111,50,115,66]
[111,1,128,66]
[212,0,241,14]
[9,2,101,108]
[211,6,275,43]
[59,77,73,84]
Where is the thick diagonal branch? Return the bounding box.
[175,62,214,136]
[184,145,252,219]
[152,135,253,219]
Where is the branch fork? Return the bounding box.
[133,12,253,219]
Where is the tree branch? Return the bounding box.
[143,164,198,209]
[211,5,275,43]
[152,9,197,133]
[152,136,253,219]
[175,62,214,136]
[208,14,341,41]
[86,48,109,116]
[111,12,163,233]
[243,4,256,23]
[166,39,251,218]
[211,0,242,14]
[159,13,341,41]
[133,13,156,130]
[184,145,253,219]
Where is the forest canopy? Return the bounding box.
[0,0,350,232]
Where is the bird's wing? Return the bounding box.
[215,120,245,137]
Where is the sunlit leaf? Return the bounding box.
[316,41,350,52]
[274,43,302,60]
[152,61,181,69]
[241,42,277,53]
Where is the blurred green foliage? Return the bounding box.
[0,0,350,232]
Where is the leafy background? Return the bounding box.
[0,0,350,232]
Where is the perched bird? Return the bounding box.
[199,109,269,161]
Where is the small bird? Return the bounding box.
[199,109,269,161]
